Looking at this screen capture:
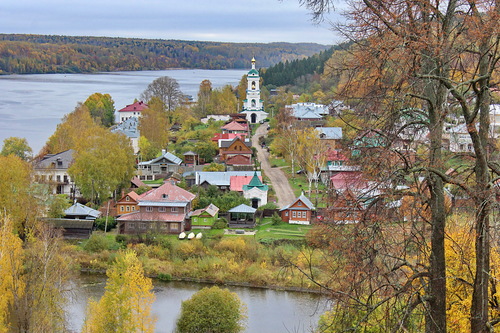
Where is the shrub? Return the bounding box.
[158,273,172,282]
[176,286,246,333]
[271,212,282,225]
[83,233,120,252]
[94,217,117,231]
[212,217,228,229]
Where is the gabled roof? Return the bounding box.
[230,175,262,192]
[118,101,148,112]
[324,149,349,162]
[280,193,315,211]
[330,172,367,190]
[111,117,139,138]
[190,203,220,217]
[288,103,328,119]
[130,176,147,188]
[219,136,252,148]
[221,121,249,132]
[64,203,101,219]
[212,132,246,142]
[138,151,182,166]
[316,127,342,140]
[34,149,74,170]
[228,204,257,214]
[139,182,196,203]
[197,171,261,187]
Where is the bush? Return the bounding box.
[94,217,117,231]
[271,212,282,225]
[212,217,228,229]
[115,234,128,244]
[83,233,120,252]
[158,273,172,282]
[176,286,246,333]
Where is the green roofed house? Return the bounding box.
[242,171,269,208]
[189,203,220,228]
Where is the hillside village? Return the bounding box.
[28,56,500,240]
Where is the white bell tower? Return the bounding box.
[242,57,268,123]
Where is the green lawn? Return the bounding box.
[142,178,165,185]
[254,222,312,241]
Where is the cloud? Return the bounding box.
[1,0,342,44]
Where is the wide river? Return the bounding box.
[68,274,330,333]
[0,69,247,154]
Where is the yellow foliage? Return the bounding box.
[81,250,156,333]
[0,215,25,332]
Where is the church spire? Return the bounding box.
[251,57,256,69]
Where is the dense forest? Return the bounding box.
[0,34,330,74]
[259,42,351,88]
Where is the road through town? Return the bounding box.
[252,125,296,207]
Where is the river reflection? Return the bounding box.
[67,274,330,333]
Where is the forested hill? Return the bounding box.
[260,41,351,87]
[0,34,330,74]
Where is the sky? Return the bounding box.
[0,0,343,45]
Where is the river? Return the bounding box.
[67,274,330,333]
[0,69,247,154]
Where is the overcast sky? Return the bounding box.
[0,0,343,45]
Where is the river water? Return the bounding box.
[0,69,247,154]
[67,274,329,333]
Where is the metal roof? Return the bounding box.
[228,204,257,214]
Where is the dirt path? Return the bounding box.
[252,125,296,207]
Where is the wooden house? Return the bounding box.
[189,203,220,228]
[117,182,196,234]
[219,137,253,166]
[280,193,315,225]
[116,191,143,216]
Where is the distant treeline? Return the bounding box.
[260,42,351,87]
[0,34,330,74]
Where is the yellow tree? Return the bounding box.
[138,97,170,156]
[0,215,25,333]
[82,250,156,333]
[43,104,97,154]
[69,127,135,204]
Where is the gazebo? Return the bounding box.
[228,204,257,227]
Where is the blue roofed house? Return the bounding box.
[286,103,329,121]
[315,127,343,149]
[137,150,183,181]
[111,117,140,154]
[195,171,262,191]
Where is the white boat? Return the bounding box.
[178,232,186,240]
[187,232,195,240]
[196,232,203,239]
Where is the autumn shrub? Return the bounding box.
[174,240,207,260]
[94,217,117,231]
[157,273,172,282]
[213,238,256,260]
[83,233,120,252]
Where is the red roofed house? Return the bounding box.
[118,101,148,123]
[211,132,247,144]
[221,121,249,135]
[117,182,196,234]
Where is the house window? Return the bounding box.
[297,201,302,206]
[126,206,130,212]
[159,207,166,212]
[161,223,168,230]
[132,206,135,211]
[120,206,124,212]
[171,223,179,232]
[302,211,307,218]
[129,223,135,230]
[140,223,147,229]
[56,175,61,182]
[285,211,289,216]
[171,207,178,213]
[146,207,153,212]
[292,211,296,218]
[126,196,130,202]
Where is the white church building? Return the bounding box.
[241,58,269,123]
